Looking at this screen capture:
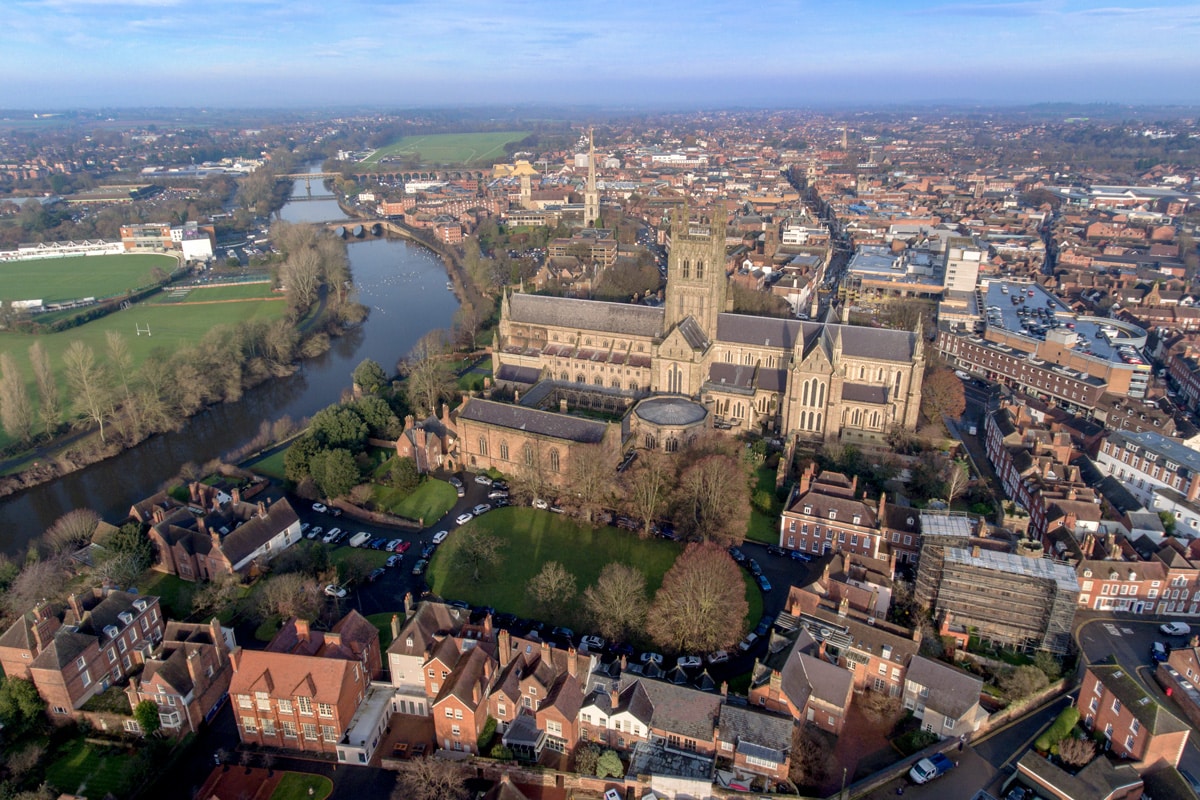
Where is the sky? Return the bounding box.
[3,0,1200,108]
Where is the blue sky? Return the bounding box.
[3,0,1199,107]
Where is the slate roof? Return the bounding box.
[388,601,472,658]
[716,313,810,349]
[1017,751,1143,800]
[1089,663,1190,736]
[832,325,916,363]
[841,383,889,405]
[457,398,608,443]
[717,704,793,757]
[708,363,756,392]
[618,674,722,742]
[904,655,982,721]
[676,317,710,351]
[495,364,542,384]
[509,292,663,337]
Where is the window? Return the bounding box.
[278,699,292,714]
[243,716,257,734]
[318,702,333,718]
[478,437,488,456]
[1131,719,1140,735]
[878,663,887,675]
[322,725,338,742]
[261,719,276,737]
[256,691,271,711]
[1112,698,1122,715]
[302,723,318,740]
[76,656,86,670]
[1124,734,1134,752]
[1104,723,1113,739]
[547,721,562,736]
[500,442,509,461]
[524,443,534,466]
[1089,697,1099,713]
[445,708,453,718]
[81,669,91,688]
[107,648,117,664]
[455,709,463,720]
[239,694,253,709]
[499,704,507,718]
[451,725,461,737]
[282,721,297,738]
[828,510,837,520]
[550,450,560,472]
[297,696,313,715]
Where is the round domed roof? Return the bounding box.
[634,396,708,426]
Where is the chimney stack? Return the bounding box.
[295,619,310,643]
[232,488,241,505]
[257,501,267,517]
[720,681,728,697]
[186,648,204,687]
[610,687,620,709]
[878,492,887,519]
[850,475,858,496]
[403,593,414,616]
[390,614,401,642]
[567,647,578,679]
[769,670,782,690]
[498,629,512,668]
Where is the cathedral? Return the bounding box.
[474,207,924,473]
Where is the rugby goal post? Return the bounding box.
[135,323,151,337]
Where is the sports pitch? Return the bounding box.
[0,254,176,304]
[360,131,530,166]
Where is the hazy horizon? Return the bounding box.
[4,0,1200,108]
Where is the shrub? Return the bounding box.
[477,716,497,753]
[1035,707,1080,753]
[595,749,623,779]
[490,744,513,760]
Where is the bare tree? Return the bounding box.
[281,246,323,311]
[922,366,966,422]
[789,724,835,790]
[622,451,669,535]
[105,330,134,407]
[508,459,552,507]
[527,561,576,613]
[454,526,506,583]
[29,341,59,436]
[191,572,242,618]
[44,508,101,553]
[4,559,69,617]
[391,757,470,800]
[0,352,34,443]
[402,330,454,417]
[583,562,648,642]
[1057,736,1096,768]
[674,451,751,546]
[943,458,971,506]
[92,551,146,588]
[257,572,324,622]
[647,543,748,653]
[565,440,618,524]
[62,340,113,442]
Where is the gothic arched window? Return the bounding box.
[478,437,488,456]
[549,449,560,472]
[523,443,534,466]
[499,442,509,461]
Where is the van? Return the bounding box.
[348,531,372,548]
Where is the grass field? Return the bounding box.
[0,253,176,304]
[246,447,289,480]
[366,611,402,648]
[428,507,686,633]
[137,570,194,619]
[150,282,277,304]
[271,773,333,800]
[361,131,530,166]
[372,478,457,523]
[45,739,140,798]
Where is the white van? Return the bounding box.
[348,531,372,548]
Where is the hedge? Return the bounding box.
[1035,706,1080,753]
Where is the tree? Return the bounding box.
[309,448,360,499]
[454,526,505,583]
[44,508,100,554]
[0,352,34,443]
[943,458,970,506]
[622,452,669,535]
[452,302,483,350]
[335,550,376,587]
[595,749,624,779]
[673,451,750,546]
[402,330,454,417]
[29,341,60,436]
[647,543,748,653]
[391,757,470,800]
[134,699,162,737]
[284,434,322,482]
[191,572,242,618]
[105,330,134,407]
[564,441,617,524]
[0,677,46,737]
[352,396,402,439]
[789,724,835,790]
[309,405,369,452]
[385,457,421,493]
[353,359,389,395]
[1057,735,1096,767]
[583,562,649,642]
[62,340,113,442]
[93,551,148,589]
[257,573,324,622]
[922,366,966,422]
[527,561,576,613]
[99,522,154,570]
[999,664,1050,702]
[1033,650,1063,681]
[574,743,600,775]
[4,559,68,617]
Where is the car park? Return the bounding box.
[412,559,428,575]
[707,650,730,664]
[312,502,327,513]
[676,655,702,669]
[1160,622,1191,636]
[432,530,449,544]
[323,584,347,598]
[473,503,491,515]
[456,513,474,525]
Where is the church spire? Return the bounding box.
[584,127,599,228]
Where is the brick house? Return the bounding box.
[489,631,590,756]
[748,628,853,735]
[715,704,794,783]
[126,618,234,735]
[266,613,383,680]
[394,409,458,475]
[146,485,301,581]
[901,655,986,739]
[431,645,496,754]
[0,589,163,722]
[779,467,885,560]
[229,647,366,756]
[386,599,483,717]
[1079,663,1190,767]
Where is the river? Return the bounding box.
[0,168,460,553]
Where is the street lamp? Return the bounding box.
[841,766,848,799]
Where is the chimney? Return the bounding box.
[404,593,414,616]
[232,488,241,505]
[798,462,814,495]
[481,612,493,639]
[196,516,207,535]
[472,682,480,704]
[498,629,512,668]
[878,492,887,520]
[257,501,267,518]
[404,414,415,431]
[210,528,221,553]
[1188,472,1200,503]
[31,613,60,655]
[390,614,401,642]
[152,506,166,525]
[610,687,620,709]
[769,670,782,690]
[66,592,84,620]
[189,482,200,503]
[186,648,204,687]
[850,475,858,496]
[295,619,310,643]
[972,545,982,558]
[620,654,627,672]
[838,596,849,617]
[540,639,550,662]
[567,647,578,679]
[229,647,241,673]
[720,681,728,697]
[912,625,923,646]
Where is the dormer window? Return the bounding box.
[803,505,812,515]
[828,510,837,521]
[406,636,414,648]
[852,515,861,525]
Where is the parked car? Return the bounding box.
[766,545,786,557]
[385,539,402,552]
[368,538,386,550]
[615,516,639,531]
[1161,622,1192,636]
[707,650,730,664]
[494,613,517,630]
[639,652,664,665]
[738,633,759,652]
[432,530,449,544]
[532,499,549,510]
[448,477,464,489]
[1152,642,1170,663]
[788,550,813,562]
[492,482,509,492]
[727,546,747,565]
[394,540,412,554]
[580,635,605,652]
[323,584,347,598]
[495,497,511,507]
[421,543,437,559]
[386,554,403,567]
[322,528,341,543]
[755,616,776,637]
[488,489,509,500]
[328,508,342,518]
[550,626,575,642]
[756,574,773,592]
[455,513,474,525]
[348,531,371,548]
[312,502,327,513]
[368,567,386,582]
[748,558,763,576]
[676,655,702,669]
[607,642,635,657]
[909,753,956,784]
[300,523,311,535]
[474,474,494,485]
[411,559,428,575]
[473,503,492,515]
[307,526,322,540]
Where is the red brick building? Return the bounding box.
[126,618,232,735]
[779,467,885,559]
[1079,664,1189,767]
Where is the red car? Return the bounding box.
[394,540,412,554]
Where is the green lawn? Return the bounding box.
[743,571,763,630]
[329,544,390,570]
[0,253,176,303]
[372,478,457,523]
[137,570,194,619]
[360,131,531,166]
[366,611,403,648]
[149,282,277,303]
[246,447,289,480]
[427,507,685,631]
[45,738,140,798]
[270,772,333,800]
[746,462,784,544]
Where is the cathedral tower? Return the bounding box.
[584,128,599,228]
[663,205,727,341]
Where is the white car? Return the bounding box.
[676,656,702,669]
[348,531,371,548]
[432,530,449,544]
[473,503,491,515]
[738,632,759,652]
[474,474,494,485]
[639,652,663,665]
[312,502,327,513]
[1161,622,1192,636]
[455,513,474,525]
[322,527,341,543]
[580,635,605,652]
[532,498,549,510]
[707,650,730,664]
[323,584,347,598]
[307,526,322,540]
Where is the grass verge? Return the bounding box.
[372,479,456,523]
[270,772,334,800]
